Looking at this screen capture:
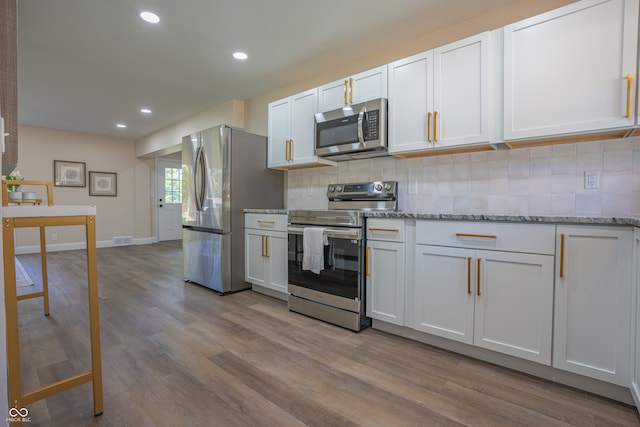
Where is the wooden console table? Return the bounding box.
[2,180,103,423]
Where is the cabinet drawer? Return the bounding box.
[367,219,405,242]
[245,213,287,232]
[416,221,555,255]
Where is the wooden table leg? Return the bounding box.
[39,226,49,316]
[3,217,23,424]
[86,216,103,416]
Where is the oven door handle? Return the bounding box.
[287,226,361,240]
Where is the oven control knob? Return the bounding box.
[328,185,335,193]
[335,185,343,192]
[384,182,393,191]
[375,183,382,191]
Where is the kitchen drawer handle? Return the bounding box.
[366,246,371,277]
[467,257,472,295]
[261,235,265,257]
[433,111,438,142]
[477,258,482,296]
[427,112,432,143]
[257,220,275,225]
[627,74,633,118]
[260,235,270,257]
[368,227,399,233]
[560,233,565,278]
[343,80,348,105]
[455,233,497,239]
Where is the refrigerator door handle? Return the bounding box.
[194,146,207,211]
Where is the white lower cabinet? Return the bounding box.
[366,219,405,326]
[414,221,555,365]
[554,225,632,386]
[244,214,288,295]
[632,228,640,405]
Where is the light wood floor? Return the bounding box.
[13,241,640,426]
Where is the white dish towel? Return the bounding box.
[302,227,328,274]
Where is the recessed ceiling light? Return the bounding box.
[116,123,127,128]
[233,52,248,60]
[140,11,160,24]
[140,108,152,114]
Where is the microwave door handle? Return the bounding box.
[357,106,367,147]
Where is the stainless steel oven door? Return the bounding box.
[287,226,363,308]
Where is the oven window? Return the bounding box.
[288,234,362,299]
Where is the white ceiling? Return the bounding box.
[17,0,526,141]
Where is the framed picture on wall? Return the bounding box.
[54,160,86,187]
[89,171,117,196]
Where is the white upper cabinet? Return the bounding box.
[267,88,335,170]
[503,0,639,141]
[388,31,496,155]
[318,65,388,112]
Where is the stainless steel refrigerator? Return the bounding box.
[182,125,283,293]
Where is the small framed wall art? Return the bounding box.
[89,171,117,196]
[54,160,86,187]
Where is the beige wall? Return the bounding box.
[14,125,147,250]
[135,99,246,157]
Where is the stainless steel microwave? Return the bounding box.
[314,98,387,161]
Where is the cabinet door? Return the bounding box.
[289,88,318,164]
[554,226,632,386]
[265,233,289,294]
[474,250,553,364]
[504,0,638,140]
[366,240,404,325]
[388,50,433,154]
[267,98,291,168]
[633,229,640,405]
[244,229,267,286]
[415,245,475,344]
[318,66,388,112]
[433,32,491,148]
[350,65,388,105]
[318,79,348,112]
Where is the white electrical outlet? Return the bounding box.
[584,170,601,189]
[51,233,58,241]
[408,180,418,195]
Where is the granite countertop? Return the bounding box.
[365,211,640,227]
[244,208,289,215]
[243,208,640,227]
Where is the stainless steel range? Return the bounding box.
[287,181,398,331]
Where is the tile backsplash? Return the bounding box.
[287,137,640,217]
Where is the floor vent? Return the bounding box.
[113,236,133,246]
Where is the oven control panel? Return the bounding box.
[327,181,397,200]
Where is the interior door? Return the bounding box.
[157,158,182,241]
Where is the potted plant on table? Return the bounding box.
[4,169,24,201]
